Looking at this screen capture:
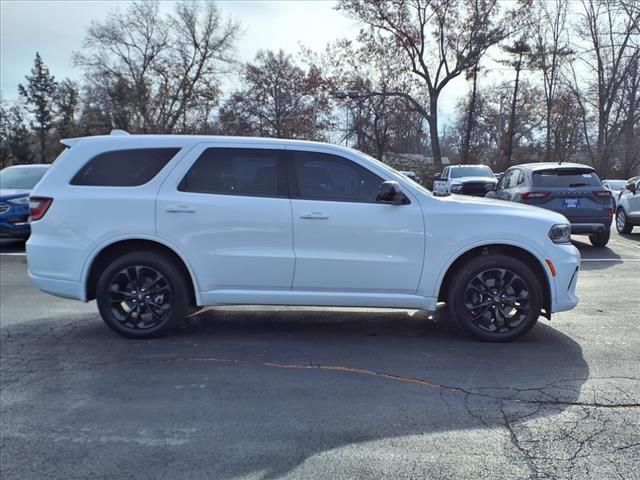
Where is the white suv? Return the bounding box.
[27,133,580,341]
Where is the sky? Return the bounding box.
[1,0,486,124]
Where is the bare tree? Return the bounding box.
[337,0,526,171]
[498,37,531,170]
[529,0,574,161]
[578,0,640,175]
[74,0,239,133]
[218,50,332,140]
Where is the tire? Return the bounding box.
[448,254,543,342]
[96,251,189,339]
[616,208,633,234]
[589,228,610,247]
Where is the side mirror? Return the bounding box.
[434,173,442,181]
[485,183,496,192]
[629,182,637,194]
[377,181,408,205]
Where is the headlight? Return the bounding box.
[450,184,463,192]
[7,196,29,205]
[549,224,571,244]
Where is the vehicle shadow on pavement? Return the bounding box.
[571,237,624,271]
[1,309,593,479]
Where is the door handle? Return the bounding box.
[165,205,196,213]
[300,212,329,220]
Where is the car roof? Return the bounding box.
[447,164,490,168]
[3,163,49,169]
[510,162,596,172]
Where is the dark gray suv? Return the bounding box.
[486,163,613,247]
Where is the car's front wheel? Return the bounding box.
[96,252,189,339]
[589,228,610,247]
[448,254,543,342]
[616,208,633,234]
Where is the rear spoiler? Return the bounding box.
[60,138,80,147]
[61,130,129,148]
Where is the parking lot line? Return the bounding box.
[580,258,640,262]
[0,252,27,256]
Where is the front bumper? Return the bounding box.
[0,203,31,238]
[548,244,580,313]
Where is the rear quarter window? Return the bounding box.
[532,169,602,188]
[70,148,180,186]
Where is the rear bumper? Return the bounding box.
[0,223,30,238]
[27,271,86,301]
[570,222,609,234]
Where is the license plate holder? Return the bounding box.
[563,198,581,208]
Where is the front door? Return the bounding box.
[288,148,425,294]
[157,145,294,293]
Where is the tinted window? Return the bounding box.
[291,151,384,203]
[71,148,179,186]
[179,148,286,197]
[450,166,493,178]
[533,168,601,188]
[0,166,49,189]
[507,170,522,188]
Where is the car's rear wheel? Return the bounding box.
[96,252,188,339]
[616,208,633,234]
[448,254,542,342]
[589,228,610,247]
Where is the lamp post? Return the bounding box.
[334,90,360,146]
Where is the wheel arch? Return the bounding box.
[436,244,552,319]
[84,237,200,306]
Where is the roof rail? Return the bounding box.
[110,129,130,136]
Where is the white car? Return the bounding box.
[27,133,580,342]
[433,164,497,196]
[615,177,640,233]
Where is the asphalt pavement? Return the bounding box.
[1,232,639,479]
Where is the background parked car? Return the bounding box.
[399,170,421,183]
[615,177,640,234]
[603,179,627,209]
[433,164,497,196]
[0,164,50,239]
[486,163,613,247]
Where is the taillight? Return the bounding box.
[594,190,612,198]
[29,197,53,221]
[521,191,550,200]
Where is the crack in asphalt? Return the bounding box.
[161,356,640,409]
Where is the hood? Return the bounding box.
[442,193,568,225]
[450,176,497,184]
[0,189,31,201]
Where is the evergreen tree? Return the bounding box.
[18,52,57,162]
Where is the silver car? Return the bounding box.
[615,177,640,234]
[486,162,613,247]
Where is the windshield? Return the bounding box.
[0,166,49,190]
[450,166,493,178]
[533,168,601,188]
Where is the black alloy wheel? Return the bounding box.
[107,265,173,331]
[96,252,188,338]
[449,254,542,342]
[463,268,531,333]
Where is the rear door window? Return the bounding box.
[179,148,287,198]
[532,168,602,188]
[71,148,180,186]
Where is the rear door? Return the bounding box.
[527,168,610,221]
[157,144,295,293]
